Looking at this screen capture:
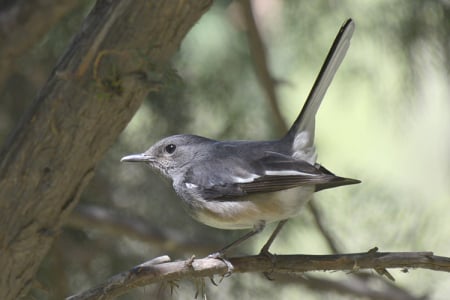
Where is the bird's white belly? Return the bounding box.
[193,186,315,230]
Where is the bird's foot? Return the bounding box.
[259,247,277,280]
[207,251,234,279]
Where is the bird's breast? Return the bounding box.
[182,186,315,230]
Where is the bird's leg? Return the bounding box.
[258,220,288,280]
[209,221,266,257]
[208,221,265,274]
[259,219,288,255]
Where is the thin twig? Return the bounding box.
[240,0,286,134]
[307,201,341,253]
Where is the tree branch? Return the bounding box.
[240,0,285,134]
[67,204,220,255]
[67,250,450,300]
[307,201,342,253]
[67,205,427,299]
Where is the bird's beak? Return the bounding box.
[120,153,154,163]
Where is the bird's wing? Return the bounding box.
[183,151,359,200]
[239,152,360,194]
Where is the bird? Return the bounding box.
[121,19,359,257]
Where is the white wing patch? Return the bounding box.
[185,182,198,189]
[264,170,313,176]
[231,173,260,183]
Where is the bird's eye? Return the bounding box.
[165,144,176,154]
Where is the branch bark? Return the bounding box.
[67,250,450,300]
[0,1,212,299]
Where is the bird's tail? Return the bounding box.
[282,19,355,162]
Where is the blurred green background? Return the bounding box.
[1,0,449,299]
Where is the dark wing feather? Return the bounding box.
[241,152,359,193]
[194,183,246,199]
[313,164,360,192]
[185,151,360,200]
[239,169,360,194]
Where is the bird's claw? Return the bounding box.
[207,252,234,277]
[259,247,277,280]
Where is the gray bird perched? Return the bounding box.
[121,19,359,256]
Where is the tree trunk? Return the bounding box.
[0,1,212,299]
